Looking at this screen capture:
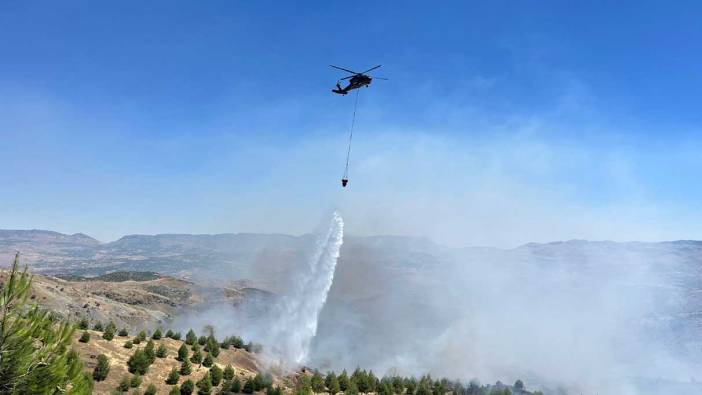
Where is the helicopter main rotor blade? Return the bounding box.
[360,65,382,74]
[330,65,359,74]
[371,77,388,80]
[340,75,354,80]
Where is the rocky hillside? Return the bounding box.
[0,269,252,331]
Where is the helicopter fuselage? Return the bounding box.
[333,74,372,94]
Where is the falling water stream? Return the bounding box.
[264,211,344,367]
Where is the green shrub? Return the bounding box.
[79,330,91,343]
[118,376,130,391]
[78,317,89,329]
[119,328,129,337]
[130,373,142,388]
[145,383,157,395]
[170,385,180,395]
[124,340,134,349]
[152,328,162,340]
[93,354,110,381]
[103,325,115,341]
[94,321,104,331]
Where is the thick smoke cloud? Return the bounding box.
[173,235,701,395]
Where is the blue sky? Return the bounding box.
[2,1,702,246]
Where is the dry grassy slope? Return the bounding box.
[74,330,263,394]
[0,270,235,330]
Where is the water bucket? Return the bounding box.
[341,178,348,187]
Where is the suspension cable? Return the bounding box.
[343,89,360,180]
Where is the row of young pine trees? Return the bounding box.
[295,370,541,395]
[83,316,274,395]
[0,253,544,395]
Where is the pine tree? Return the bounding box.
[416,383,431,395]
[0,253,92,394]
[171,331,182,340]
[170,385,181,395]
[157,343,168,358]
[392,376,404,394]
[94,321,104,331]
[131,373,143,388]
[253,373,267,391]
[378,382,394,395]
[93,354,111,381]
[127,349,150,375]
[119,327,129,336]
[102,323,115,340]
[198,335,207,345]
[152,328,163,340]
[231,377,242,393]
[344,381,359,395]
[178,343,189,361]
[205,335,220,357]
[210,364,223,386]
[180,358,192,375]
[118,376,131,391]
[166,329,174,338]
[406,378,417,395]
[145,339,156,363]
[145,383,158,395]
[78,317,89,329]
[167,366,181,384]
[181,379,195,395]
[124,340,134,349]
[326,372,340,395]
[202,352,214,367]
[368,371,378,393]
[79,330,91,343]
[197,371,213,395]
[338,371,349,391]
[137,330,147,342]
[223,365,235,381]
[190,348,203,364]
[243,378,255,394]
[186,329,197,345]
[311,371,325,393]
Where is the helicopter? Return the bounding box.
[331,65,387,94]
